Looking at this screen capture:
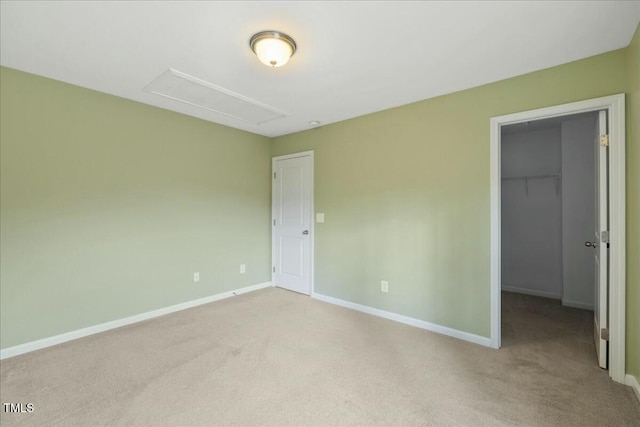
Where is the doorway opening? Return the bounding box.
[489,94,626,384]
[500,111,603,370]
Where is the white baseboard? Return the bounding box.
[562,299,594,311]
[0,282,272,360]
[311,292,491,348]
[626,374,640,403]
[501,286,561,300]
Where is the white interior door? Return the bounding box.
[272,153,313,295]
[592,110,609,369]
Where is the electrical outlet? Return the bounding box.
[240,264,246,274]
[381,280,389,293]
[193,272,200,282]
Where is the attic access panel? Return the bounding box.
[144,69,286,124]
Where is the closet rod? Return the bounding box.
[501,173,561,181]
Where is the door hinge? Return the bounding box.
[273,219,276,226]
[273,172,276,179]
[601,328,609,341]
[600,231,609,244]
[273,266,275,273]
[600,134,609,147]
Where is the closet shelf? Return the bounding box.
[502,174,561,196]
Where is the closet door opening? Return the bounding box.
[500,112,606,368]
[489,94,626,383]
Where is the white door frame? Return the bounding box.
[489,94,626,383]
[271,150,314,295]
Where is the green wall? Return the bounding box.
[272,49,629,339]
[626,24,640,379]
[0,67,272,349]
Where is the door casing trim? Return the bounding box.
[489,94,626,383]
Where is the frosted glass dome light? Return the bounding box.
[250,31,297,68]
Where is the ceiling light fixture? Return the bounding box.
[250,31,297,68]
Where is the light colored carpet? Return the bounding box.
[1,288,638,426]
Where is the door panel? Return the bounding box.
[593,110,608,369]
[272,154,312,295]
[280,237,303,276]
[280,166,304,225]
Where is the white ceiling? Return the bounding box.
[1,1,639,137]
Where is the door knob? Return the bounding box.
[585,241,597,248]
[302,230,309,235]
